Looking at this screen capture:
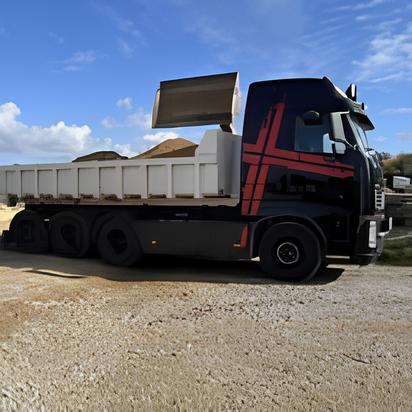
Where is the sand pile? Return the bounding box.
[73,151,128,162]
[133,138,197,159]
[73,138,198,162]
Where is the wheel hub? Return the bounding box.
[107,229,128,254]
[276,242,300,265]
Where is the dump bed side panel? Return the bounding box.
[0,131,241,206]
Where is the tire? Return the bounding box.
[7,210,49,253]
[50,211,92,257]
[259,222,322,282]
[97,214,142,266]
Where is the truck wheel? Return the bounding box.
[50,211,92,257]
[7,210,49,253]
[259,222,322,282]
[97,215,142,267]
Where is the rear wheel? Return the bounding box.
[7,210,48,253]
[259,222,322,282]
[97,214,142,266]
[50,211,92,257]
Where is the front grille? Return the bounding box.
[375,189,385,211]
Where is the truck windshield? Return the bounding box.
[351,115,369,150]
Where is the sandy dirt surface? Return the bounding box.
[0,210,411,411]
[0,206,22,233]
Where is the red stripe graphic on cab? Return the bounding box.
[241,102,355,216]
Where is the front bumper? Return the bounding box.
[351,214,392,265]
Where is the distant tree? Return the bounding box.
[379,152,392,160]
[383,153,412,177]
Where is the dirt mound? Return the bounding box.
[72,138,198,162]
[154,144,198,158]
[73,151,128,162]
[133,138,197,159]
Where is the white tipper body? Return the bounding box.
[0,130,242,206]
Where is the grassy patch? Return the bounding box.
[379,237,412,266]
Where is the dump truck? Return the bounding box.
[0,73,392,281]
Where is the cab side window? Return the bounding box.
[295,115,333,154]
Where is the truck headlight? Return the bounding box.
[368,221,377,248]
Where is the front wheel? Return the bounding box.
[259,222,322,282]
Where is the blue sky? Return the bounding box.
[0,0,411,164]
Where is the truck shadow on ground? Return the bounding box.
[0,249,345,285]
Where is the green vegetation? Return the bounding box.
[379,237,412,266]
[383,153,412,177]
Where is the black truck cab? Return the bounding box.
[241,77,391,267]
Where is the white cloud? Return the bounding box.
[94,4,146,45]
[356,14,374,21]
[396,132,412,141]
[142,131,179,143]
[61,50,99,72]
[375,136,387,142]
[65,50,97,64]
[126,108,151,129]
[300,24,345,42]
[116,97,133,110]
[187,16,263,65]
[0,102,135,161]
[93,4,147,59]
[356,0,386,9]
[117,38,134,58]
[101,106,151,130]
[112,143,136,157]
[375,18,403,31]
[353,26,412,83]
[101,117,119,128]
[185,1,306,67]
[189,17,236,49]
[64,65,83,73]
[48,32,64,45]
[382,107,412,114]
[337,0,387,11]
[370,73,406,83]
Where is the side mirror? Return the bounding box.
[302,110,321,125]
[329,112,356,154]
[334,141,346,155]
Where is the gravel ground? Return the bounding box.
[0,213,411,410]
